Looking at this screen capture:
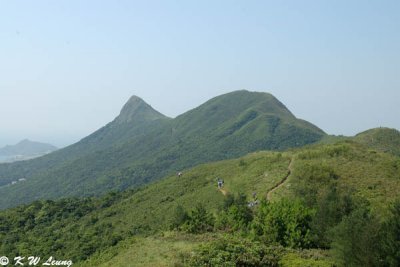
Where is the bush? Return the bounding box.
[216,193,253,232]
[187,236,284,267]
[310,185,354,248]
[169,205,189,230]
[380,199,400,266]
[252,199,314,249]
[293,163,338,207]
[330,202,381,267]
[181,203,215,234]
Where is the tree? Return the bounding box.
[311,185,354,248]
[252,199,314,248]
[216,193,253,232]
[182,203,214,234]
[187,236,283,267]
[170,204,189,230]
[330,203,381,267]
[380,199,400,266]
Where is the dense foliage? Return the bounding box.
[215,193,254,232]
[251,199,314,248]
[187,236,284,267]
[0,194,126,262]
[180,203,215,234]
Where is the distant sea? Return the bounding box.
[0,153,49,163]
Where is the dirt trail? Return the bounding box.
[267,158,294,201]
[219,188,228,196]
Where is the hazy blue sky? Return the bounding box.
[1,0,399,147]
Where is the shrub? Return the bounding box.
[380,199,400,266]
[216,193,253,232]
[252,199,314,249]
[170,205,189,230]
[310,185,354,248]
[330,202,381,267]
[187,236,284,267]
[181,203,215,234]
[293,163,339,207]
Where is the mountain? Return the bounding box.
[0,140,399,265]
[0,139,57,163]
[0,90,326,209]
[115,95,166,124]
[354,127,400,157]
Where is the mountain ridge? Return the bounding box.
[0,90,326,209]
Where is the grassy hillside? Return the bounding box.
[354,127,400,157]
[0,90,325,209]
[1,140,399,266]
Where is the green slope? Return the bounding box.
[0,141,399,265]
[354,127,400,157]
[0,90,325,209]
[319,128,400,158]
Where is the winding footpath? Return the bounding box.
[217,157,294,200]
[266,158,294,201]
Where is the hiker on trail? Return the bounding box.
[248,199,259,208]
[217,178,224,189]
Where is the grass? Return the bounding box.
[277,142,400,214]
[280,251,334,267]
[79,233,336,267]
[77,232,207,267]
[93,151,290,236]
[354,127,400,156]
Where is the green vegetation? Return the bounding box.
[186,236,284,266]
[330,203,381,267]
[78,232,205,267]
[251,199,314,249]
[0,92,398,266]
[0,151,290,262]
[215,193,253,232]
[380,200,400,266]
[0,90,325,209]
[354,127,400,157]
[179,203,215,234]
[0,139,399,266]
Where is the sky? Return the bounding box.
[0,0,399,148]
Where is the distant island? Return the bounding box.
[0,139,57,163]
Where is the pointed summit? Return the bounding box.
[115,95,167,124]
